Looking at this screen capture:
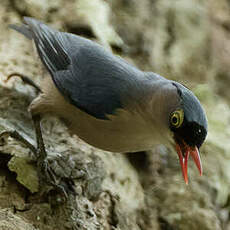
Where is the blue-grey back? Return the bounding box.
[10,17,162,119]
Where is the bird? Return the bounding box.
[5,17,207,185]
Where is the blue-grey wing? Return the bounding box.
[14,17,147,119]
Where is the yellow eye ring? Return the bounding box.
[170,109,184,128]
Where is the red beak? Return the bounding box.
[175,141,202,184]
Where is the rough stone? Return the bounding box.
[0,0,230,229]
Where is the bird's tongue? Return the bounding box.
[175,143,202,184]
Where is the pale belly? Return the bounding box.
[62,107,165,153]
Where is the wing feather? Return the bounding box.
[13,17,147,119]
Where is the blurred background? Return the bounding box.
[0,0,230,229]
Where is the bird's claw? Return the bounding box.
[0,129,75,198]
[0,130,37,154]
[5,72,42,93]
[38,158,70,199]
[42,156,78,196]
[0,131,11,145]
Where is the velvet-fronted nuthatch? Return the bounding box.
[7,17,207,184]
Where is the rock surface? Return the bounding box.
[0,0,229,229]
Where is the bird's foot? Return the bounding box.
[37,156,76,199]
[0,130,37,154]
[38,154,80,198]
[5,72,42,93]
[0,130,75,198]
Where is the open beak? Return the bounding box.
[175,141,202,184]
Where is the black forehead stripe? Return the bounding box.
[181,90,207,129]
[172,82,208,130]
[171,82,208,148]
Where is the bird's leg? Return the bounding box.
[5,73,52,182]
[32,114,74,197]
[0,130,37,154]
[0,115,55,186]
[5,73,42,93]
[31,114,59,188]
[1,74,75,196]
[0,117,72,197]
[32,114,46,162]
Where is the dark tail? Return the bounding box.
[9,23,33,40]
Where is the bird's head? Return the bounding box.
[167,82,208,184]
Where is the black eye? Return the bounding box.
[170,109,184,128]
[172,116,178,124]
